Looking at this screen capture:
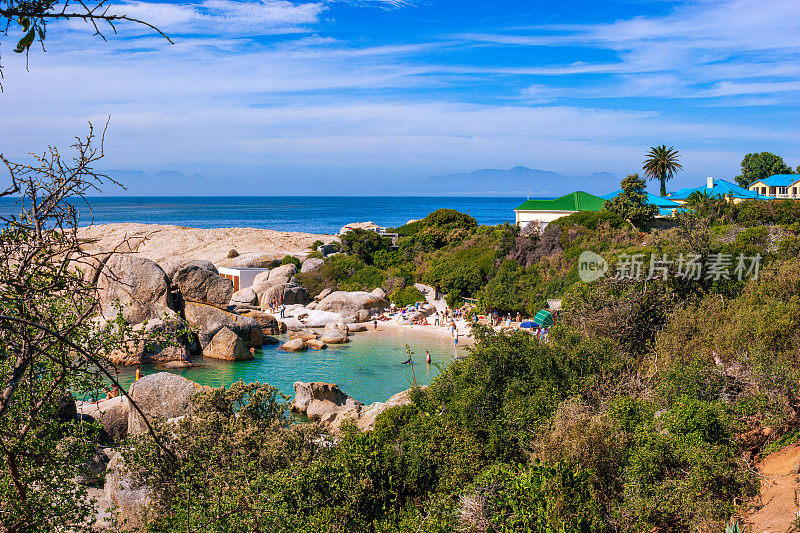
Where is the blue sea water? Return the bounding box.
[0,196,524,234]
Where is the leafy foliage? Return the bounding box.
[603,173,658,227]
[735,151,795,187]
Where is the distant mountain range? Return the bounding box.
[104,170,216,196]
[425,166,617,196]
[92,165,618,196]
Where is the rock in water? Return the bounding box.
[324,321,349,334]
[315,291,388,319]
[291,382,363,430]
[306,339,328,350]
[320,329,348,344]
[127,372,204,435]
[184,302,262,348]
[289,329,318,341]
[280,338,308,352]
[301,258,324,273]
[96,254,174,324]
[203,326,253,361]
[292,382,416,432]
[173,263,234,307]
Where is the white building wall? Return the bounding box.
[515,210,577,230]
[218,267,270,289]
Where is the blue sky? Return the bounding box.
[1,0,799,195]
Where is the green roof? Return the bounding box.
[515,191,606,212]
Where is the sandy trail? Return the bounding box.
[745,443,800,532]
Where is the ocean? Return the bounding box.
[0,196,523,234]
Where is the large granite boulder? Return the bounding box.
[250,270,273,295]
[292,382,416,432]
[239,310,282,335]
[104,451,151,528]
[315,291,388,319]
[184,302,262,348]
[357,389,415,431]
[306,339,327,350]
[107,317,189,365]
[76,445,113,486]
[258,282,311,308]
[301,258,324,273]
[371,287,387,300]
[230,287,258,307]
[77,396,129,443]
[268,263,297,282]
[96,254,174,324]
[280,338,307,352]
[289,329,318,341]
[203,327,253,361]
[325,321,349,334]
[127,372,203,435]
[315,288,333,302]
[173,263,233,307]
[291,382,364,430]
[288,308,345,328]
[354,309,370,323]
[158,259,182,281]
[279,316,305,330]
[178,260,218,276]
[320,329,348,344]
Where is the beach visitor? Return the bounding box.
[426,350,431,364]
[280,303,286,318]
[373,319,378,330]
[516,312,521,323]
[135,367,142,382]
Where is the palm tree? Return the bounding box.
[643,145,683,197]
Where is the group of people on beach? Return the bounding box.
[266,295,287,318]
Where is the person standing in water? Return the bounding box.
[135,367,142,382]
[425,350,431,364]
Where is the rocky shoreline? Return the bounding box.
[75,372,415,527]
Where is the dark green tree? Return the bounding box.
[340,228,391,264]
[734,152,794,187]
[604,173,658,227]
[643,145,683,196]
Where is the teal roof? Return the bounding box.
[515,191,606,212]
[669,179,761,200]
[601,190,681,208]
[749,174,800,188]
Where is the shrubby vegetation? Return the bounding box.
[121,192,800,531]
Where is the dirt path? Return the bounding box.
[745,443,800,532]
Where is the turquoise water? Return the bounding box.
[111,329,466,405]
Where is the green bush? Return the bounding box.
[551,210,626,231]
[341,228,391,264]
[280,255,301,268]
[390,286,425,307]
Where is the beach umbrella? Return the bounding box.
[519,321,536,329]
[533,309,554,327]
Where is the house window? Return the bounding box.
[780,187,789,195]
[762,187,767,194]
[793,187,797,196]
